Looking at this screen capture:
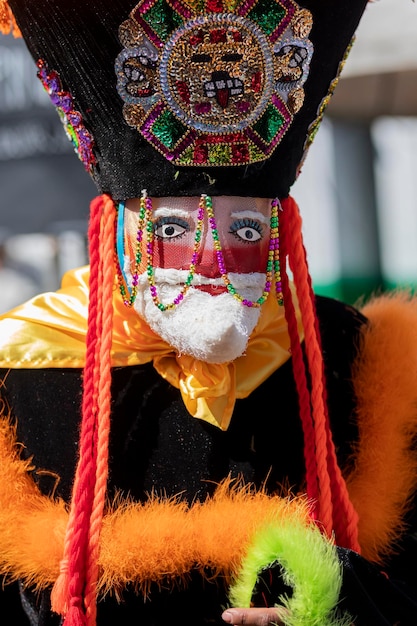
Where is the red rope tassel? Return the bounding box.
[51,194,115,625]
[280,196,360,552]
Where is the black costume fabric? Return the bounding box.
[1,296,417,625]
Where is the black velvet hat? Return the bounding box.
[6,0,367,200]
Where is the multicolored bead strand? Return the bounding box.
[145,194,205,311]
[271,198,284,306]
[116,196,146,307]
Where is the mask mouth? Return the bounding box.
[204,70,244,109]
[194,284,228,295]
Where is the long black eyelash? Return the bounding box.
[153,216,190,230]
[153,216,191,240]
[229,218,263,234]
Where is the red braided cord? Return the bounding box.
[284,198,360,550]
[282,196,360,551]
[84,195,115,625]
[279,199,319,511]
[302,260,360,550]
[304,253,360,550]
[51,195,106,625]
[282,196,334,537]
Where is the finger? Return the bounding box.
[222,607,285,626]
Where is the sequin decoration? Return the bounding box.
[115,0,313,167]
[37,59,96,172]
[296,35,356,178]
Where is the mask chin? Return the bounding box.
[134,282,263,363]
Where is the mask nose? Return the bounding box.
[194,242,222,278]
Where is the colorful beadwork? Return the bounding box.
[117,194,284,309]
[37,59,96,172]
[297,35,356,178]
[116,197,147,307]
[115,0,313,167]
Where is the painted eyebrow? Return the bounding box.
[152,207,269,225]
[230,210,269,226]
[153,207,191,219]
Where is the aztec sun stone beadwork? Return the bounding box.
[115,0,313,167]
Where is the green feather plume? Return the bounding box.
[229,519,353,626]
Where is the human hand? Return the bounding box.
[222,607,287,626]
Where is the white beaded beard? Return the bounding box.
[125,261,266,363]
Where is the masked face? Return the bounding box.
[122,196,272,363]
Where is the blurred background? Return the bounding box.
[294,0,417,302]
[0,0,416,313]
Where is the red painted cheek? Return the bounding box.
[220,242,269,274]
[130,240,192,275]
[150,237,269,275]
[152,238,196,270]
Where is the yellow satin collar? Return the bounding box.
[0,266,302,429]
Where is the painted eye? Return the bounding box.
[153,216,190,240]
[229,218,263,243]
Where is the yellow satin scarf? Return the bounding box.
[0,266,302,429]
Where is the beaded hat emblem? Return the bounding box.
[115,0,313,167]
